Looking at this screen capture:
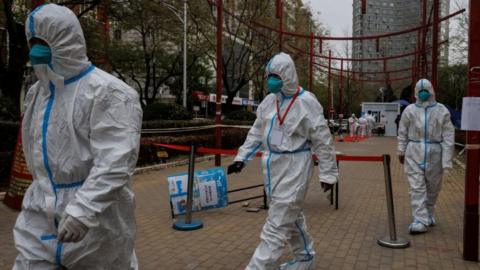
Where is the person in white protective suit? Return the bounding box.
[13,4,142,269]
[348,114,357,137]
[397,78,454,234]
[227,52,339,270]
[358,114,368,138]
[366,111,376,137]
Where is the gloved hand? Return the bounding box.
[227,161,245,174]
[398,155,405,165]
[443,166,452,174]
[321,182,334,192]
[58,214,89,243]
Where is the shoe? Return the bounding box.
[428,214,436,227]
[409,220,428,234]
[278,256,315,270]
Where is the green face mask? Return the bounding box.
[418,89,431,102]
[29,44,52,65]
[267,76,283,93]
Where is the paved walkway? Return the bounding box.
[1,137,479,269]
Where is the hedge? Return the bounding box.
[0,121,20,152]
[0,121,19,189]
[143,102,192,121]
[138,128,249,166]
[224,110,256,121]
[142,119,214,129]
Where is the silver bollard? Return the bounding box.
[377,154,409,248]
[184,144,196,224]
[172,144,203,231]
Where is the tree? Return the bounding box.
[449,0,468,65]
[0,0,102,119]
[108,0,212,108]
[438,64,467,110]
[188,0,278,112]
[0,0,29,119]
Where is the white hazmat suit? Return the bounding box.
[358,116,368,137]
[348,114,357,137]
[13,4,142,269]
[397,79,454,233]
[366,113,376,137]
[234,53,338,270]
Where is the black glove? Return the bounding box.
[227,161,245,174]
[321,182,334,192]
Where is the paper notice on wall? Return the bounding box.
[461,97,480,131]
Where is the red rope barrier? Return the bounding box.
[154,143,384,162]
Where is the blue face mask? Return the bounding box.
[418,89,431,102]
[29,44,52,65]
[267,76,283,93]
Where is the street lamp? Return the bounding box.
[160,1,188,108]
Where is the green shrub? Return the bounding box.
[143,102,192,121]
[222,119,255,126]
[0,121,20,152]
[0,152,12,189]
[142,119,214,129]
[0,97,19,121]
[137,128,250,166]
[224,110,256,121]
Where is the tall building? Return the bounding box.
[352,0,450,83]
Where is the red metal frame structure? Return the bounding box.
[276,0,283,51]
[251,9,464,41]
[215,0,223,166]
[328,50,332,118]
[464,0,480,261]
[431,0,440,94]
[309,32,314,92]
[339,60,344,115]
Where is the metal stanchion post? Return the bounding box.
[377,155,409,248]
[173,144,204,231]
[262,188,268,209]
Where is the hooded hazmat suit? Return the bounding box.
[397,79,454,231]
[13,4,142,269]
[358,116,367,137]
[366,113,376,137]
[348,114,357,137]
[234,53,338,270]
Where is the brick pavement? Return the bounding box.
[1,137,479,269]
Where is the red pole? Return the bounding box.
[421,0,428,77]
[309,32,314,92]
[278,0,283,51]
[416,29,421,81]
[215,0,223,166]
[411,61,416,102]
[383,59,388,86]
[431,0,440,94]
[361,0,366,14]
[328,50,332,118]
[340,60,344,115]
[31,0,45,9]
[463,0,480,261]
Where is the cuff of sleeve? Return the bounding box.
[320,175,338,185]
[65,200,99,228]
[233,156,245,163]
[443,163,453,170]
